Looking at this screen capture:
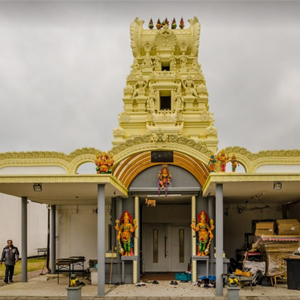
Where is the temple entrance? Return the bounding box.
[143,223,191,272]
[141,202,192,273]
[128,164,202,276]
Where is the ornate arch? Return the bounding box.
[0,148,102,174]
[224,146,300,173]
[113,151,209,188]
[109,134,212,166]
[110,135,212,187]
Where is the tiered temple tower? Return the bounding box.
[112,17,218,153]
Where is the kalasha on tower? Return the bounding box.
[112,17,218,153]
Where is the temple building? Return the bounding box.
[0,17,300,296]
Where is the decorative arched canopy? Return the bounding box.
[113,150,210,188]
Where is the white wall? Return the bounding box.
[56,203,111,264]
[255,164,300,173]
[0,193,48,257]
[0,166,66,174]
[223,204,283,260]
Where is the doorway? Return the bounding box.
[141,202,192,273]
[143,223,191,272]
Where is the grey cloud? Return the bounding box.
[0,1,300,153]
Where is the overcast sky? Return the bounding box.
[0,1,300,154]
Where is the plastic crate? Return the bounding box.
[175,272,191,282]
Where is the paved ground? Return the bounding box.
[0,297,300,300]
[0,271,300,300]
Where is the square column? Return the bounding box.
[215,184,224,296]
[191,195,197,282]
[133,196,139,284]
[21,196,28,282]
[116,197,122,278]
[50,205,56,274]
[208,196,215,275]
[97,184,105,296]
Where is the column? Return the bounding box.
[116,197,122,279]
[133,196,139,283]
[50,205,56,274]
[196,196,208,214]
[111,198,116,249]
[191,195,197,282]
[97,184,105,296]
[215,184,223,296]
[21,196,28,282]
[208,196,215,275]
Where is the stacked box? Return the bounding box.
[255,222,275,236]
[276,219,300,235]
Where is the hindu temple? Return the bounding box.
[0,16,300,296]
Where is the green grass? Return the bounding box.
[0,257,46,277]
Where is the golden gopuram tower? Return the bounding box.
[112,17,218,153]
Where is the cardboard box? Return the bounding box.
[276,219,300,235]
[255,222,275,236]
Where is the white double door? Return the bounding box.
[143,223,191,272]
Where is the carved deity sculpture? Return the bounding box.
[123,83,133,97]
[180,54,187,69]
[196,83,208,96]
[174,91,184,112]
[130,58,139,72]
[115,211,137,256]
[133,75,147,97]
[153,56,161,69]
[230,153,240,173]
[192,59,201,72]
[95,152,114,174]
[183,75,197,97]
[158,164,172,193]
[147,87,156,113]
[217,149,229,172]
[207,153,217,173]
[170,56,176,69]
[179,17,185,29]
[143,52,153,69]
[191,211,215,256]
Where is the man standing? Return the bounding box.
[0,240,19,283]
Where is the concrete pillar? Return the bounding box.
[50,205,56,274]
[208,196,215,275]
[191,195,197,282]
[21,196,28,282]
[196,195,208,215]
[111,198,116,248]
[97,184,105,296]
[215,184,224,296]
[116,197,122,278]
[133,196,139,283]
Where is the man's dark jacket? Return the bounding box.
[1,245,19,265]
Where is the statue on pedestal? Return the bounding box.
[217,149,229,172]
[158,165,172,196]
[230,153,240,173]
[115,211,137,256]
[95,152,114,174]
[208,153,217,173]
[180,54,187,69]
[147,87,156,113]
[133,75,147,97]
[175,91,184,112]
[191,211,214,256]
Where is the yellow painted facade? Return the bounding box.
[112,17,219,153]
